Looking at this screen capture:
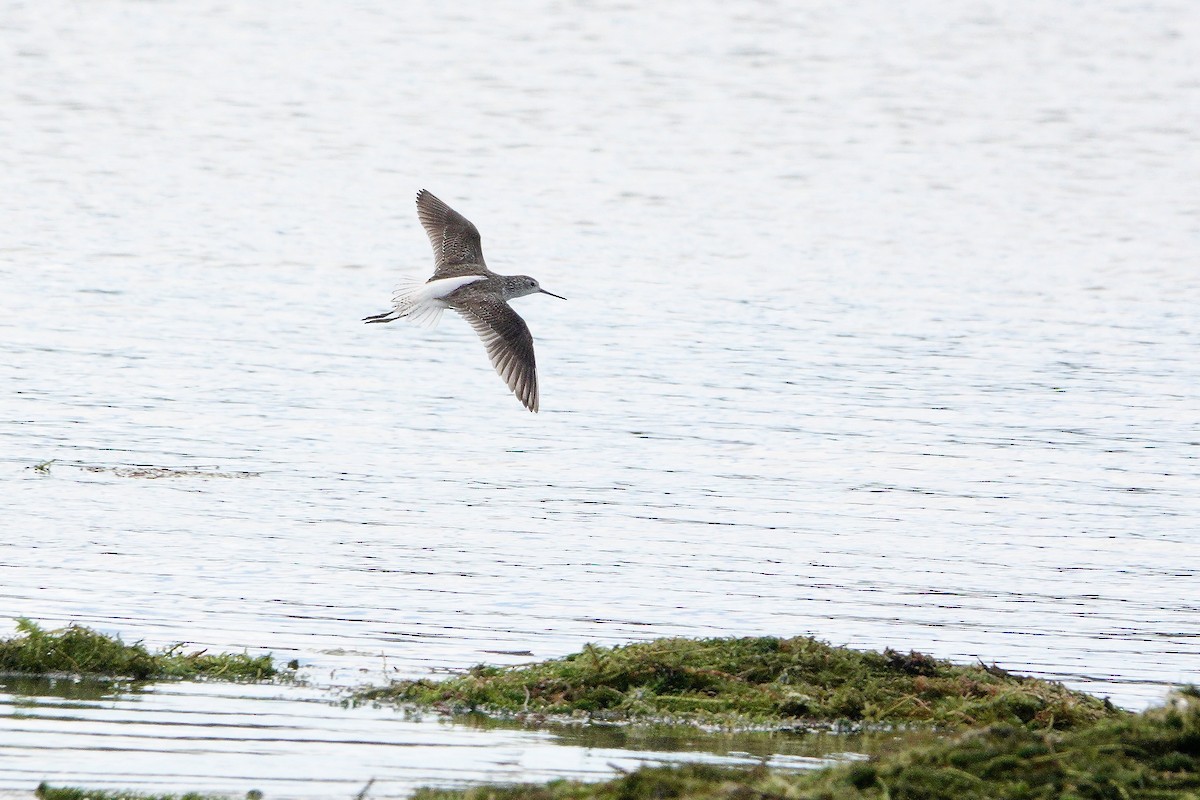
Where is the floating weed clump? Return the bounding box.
[413,689,1200,800]
[35,786,237,800]
[25,458,260,479]
[80,464,261,479]
[0,619,281,681]
[358,636,1119,731]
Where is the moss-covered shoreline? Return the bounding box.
[0,618,287,681]
[356,636,1119,732]
[24,632,1198,799]
[35,691,1200,800]
[413,688,1200,800]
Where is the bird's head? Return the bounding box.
[507,275,565,300]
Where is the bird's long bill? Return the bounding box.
[539,288,567,300]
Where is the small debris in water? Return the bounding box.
[80,464,261,479]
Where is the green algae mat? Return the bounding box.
[357,636,1118,731]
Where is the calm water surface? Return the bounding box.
[2,0,1199,795]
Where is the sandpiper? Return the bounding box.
[364,190,564,413]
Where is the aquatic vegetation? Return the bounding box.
[412,688,1200,799]
[357,636,1119,731]
[25,458,259,479]
[35,786,237,800]
[79,464,261,479]
[411,763,777,800]
[0,618,282,681]
[36,693,1200,800]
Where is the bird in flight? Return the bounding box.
[364,190,564,413]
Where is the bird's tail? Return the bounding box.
[362,278,447,328]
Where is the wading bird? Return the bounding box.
[364,190,564,413]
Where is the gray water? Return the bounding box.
[2,0,1199,796]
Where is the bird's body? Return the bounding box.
[364,190,563,413]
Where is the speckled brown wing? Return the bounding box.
[451,291,539,413]
[416,189,488,277]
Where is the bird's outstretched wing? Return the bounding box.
[452,292,539,413]
[416,189,487,276]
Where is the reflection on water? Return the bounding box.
[451,712,934,763]
[2,0,1199,795]
[2,675,142,705]
[1,680,854,799]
